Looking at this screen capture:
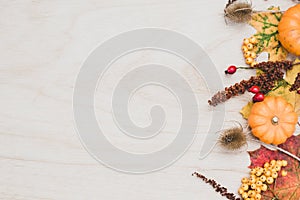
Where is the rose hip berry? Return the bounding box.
[253,93,264,102]
[225,65,237,74]
[248,85,260,94]
[297,90,300,94]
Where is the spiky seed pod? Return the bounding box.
[224,0,253,23]
[218,127,247,151]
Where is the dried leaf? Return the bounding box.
[240,101,253,119]
[249,7,288,61]
[248,135,300,200]
[268,84,300,115]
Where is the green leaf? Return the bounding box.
[249,7,288,61]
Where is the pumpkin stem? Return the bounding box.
[271,116,279,125]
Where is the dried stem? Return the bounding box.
[192,172,241,200]
[251,139,300,162]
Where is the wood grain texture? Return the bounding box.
[0,0,297,199]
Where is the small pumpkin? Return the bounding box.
[248,96,298,145]
[278,4,300,56]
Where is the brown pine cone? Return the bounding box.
[208,61,289,106]
[290,72,300,92]
[252,61,293,72]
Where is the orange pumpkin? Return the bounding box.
[248,96,298,145]
[278,4,300,56]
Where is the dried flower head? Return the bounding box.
[218,124,247,151]
[193,172,242,200]
[224,0,253,23]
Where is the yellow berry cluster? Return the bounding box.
[238,160,288,200]
[242,36,259,67]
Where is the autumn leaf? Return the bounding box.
[268,59,300,115]
[248,135,300,200]
[249,7,288,61]
[268,84,300,115]
[240,101,253,119]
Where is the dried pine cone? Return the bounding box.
[208,61,291,106]
[252,60,293,72]
[290,72,300,92]
[192,172,241,200]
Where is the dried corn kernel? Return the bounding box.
[282,160,288,167]
[274,165,281,172]
[239,188,244,194]
[248,190,256,197]
[242,177,249,183]
[264,170,271,177]
[272,172,278,179]
[270,160,276,166]
[259,175,266,182]
[244,38,250,45]
[260,184,268,192]
[242,45,248,52]
[242,183,249,191]
[255,187,261,194]
[246,57,254,64]
[255,193,261,200]
[250,52,257,58]
[244,51,252,58]
[261,184,267,192]
[256,180,263,186]
[266,177,274,184]
[281,170,288,177]
[276,160,282,166]
[247,43,253,50]
[264,162,270,168]
[250,36,258,44]
[242,192,249,199]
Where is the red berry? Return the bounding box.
[248,85,260,94]
[253,93,264,102]
[298,90,300,94]
[225,65,237,74]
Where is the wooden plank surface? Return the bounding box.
[0,0,297,199]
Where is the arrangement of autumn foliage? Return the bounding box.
[194,2,300,200]
[248,136,300,200]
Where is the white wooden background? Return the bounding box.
[0,0,297,199]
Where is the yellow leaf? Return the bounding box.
[294,94,300,115]
[240,101,253,119]
[268,87,300,116]
[268,85,295,104]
